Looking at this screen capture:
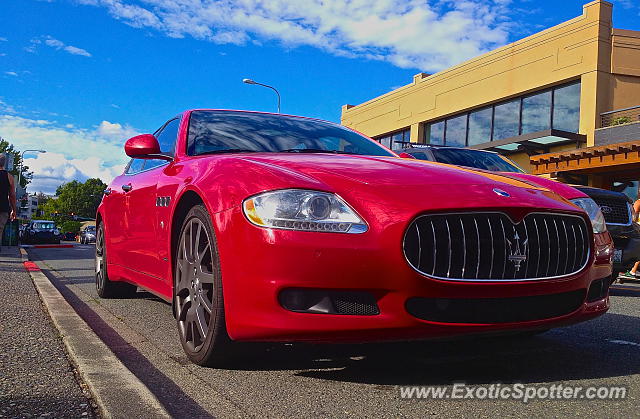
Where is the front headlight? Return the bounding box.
[53,229,60,235]
[243,189,368,233]
[571,198,607,233]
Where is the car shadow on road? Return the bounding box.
[223,312,640,387]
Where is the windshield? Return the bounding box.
[33,222,55,230]
[432,148,524,173]
[187,111,395,157]
[85,226,96,232]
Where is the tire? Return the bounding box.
[95,222,137,298]
[174,204,235,366]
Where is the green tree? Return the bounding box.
[0,138,34,188]
[40,178,107,220]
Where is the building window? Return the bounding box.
[445,115,467,147]
[422,80,580,147]
[521,90,551,134]
[552,82,581,133]
[375,128,410,150]
[467,107,492,146]
[425,121,445,145]
[493,99,520,141]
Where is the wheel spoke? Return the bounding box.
[199,271,214,284]
[195,307,208,339]
[197,243,211,265]
[199,293,212,314]
[194,222,202,262]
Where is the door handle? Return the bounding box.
[122,184,132,192]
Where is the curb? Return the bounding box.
[20,248,171,419]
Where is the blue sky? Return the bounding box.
[0,0,639,194]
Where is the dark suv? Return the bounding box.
[20,220,62,244]
[401,144,640,276]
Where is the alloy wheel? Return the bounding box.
[95,227,105,292]
[175,217,215,352]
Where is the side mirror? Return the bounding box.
[124,134,173,160]
[397,152,416,159]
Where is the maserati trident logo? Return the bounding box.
[506,230,528,272]
[493,188,510,197]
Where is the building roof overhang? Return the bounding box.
[468,129,586,155]
[530,140,640,175]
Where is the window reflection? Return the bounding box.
[522,90,551,133]
[493,99,520,141]
[426,121,445,145]
[445,115,467,146]
[553,82,581,132]
[468,108,492,145]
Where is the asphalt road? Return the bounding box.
[28,244,640,418]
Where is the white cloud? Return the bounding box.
[4,71,18,77]
[0,111,136,194]
[30,36,92,57]
[0,37,7,42]
[79,0,512,71]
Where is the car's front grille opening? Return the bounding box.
[403,212,590,281]
[279,289,380,315]
[587,278,611,302]
[591,197,630,224]
[406,289,586,323]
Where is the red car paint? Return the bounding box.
[98,110,612,343]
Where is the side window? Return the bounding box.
[156,118,180,154]
[146,118,180,170]
[126,158,145,174]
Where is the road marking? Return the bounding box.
[608,339,640,348]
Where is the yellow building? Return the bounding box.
[341,1,640,199]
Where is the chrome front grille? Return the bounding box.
[591,197,631,225]
[403,212,590,281]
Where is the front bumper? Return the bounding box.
[213,207,612,343]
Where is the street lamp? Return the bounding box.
[242,78,281,113]
[18,149,46,189]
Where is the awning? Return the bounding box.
[469,129,586,155]
[530,140,640,175]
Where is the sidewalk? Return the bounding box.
[0,246,96,418]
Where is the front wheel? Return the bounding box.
[174,205,235,366]
[95,222,137,298]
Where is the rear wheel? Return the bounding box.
[95,222,137,298]
[174,205,234,366]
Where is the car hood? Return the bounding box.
[233,154,580,216]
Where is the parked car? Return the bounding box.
[400,144,639,279]
[21,220,62,244]
[571,186,640,282]
[80,225,96,244]
[63,231,77,241]
[97,110,613,367]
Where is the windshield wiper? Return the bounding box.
[195,149,259,155]
[280,148,357,154]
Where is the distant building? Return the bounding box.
[18,193,53,220]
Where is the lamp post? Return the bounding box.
[18,149,46,189]
[242,78,281,113]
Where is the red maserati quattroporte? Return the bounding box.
[96,110,613,366]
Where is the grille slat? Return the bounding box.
[404,212,590,281]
